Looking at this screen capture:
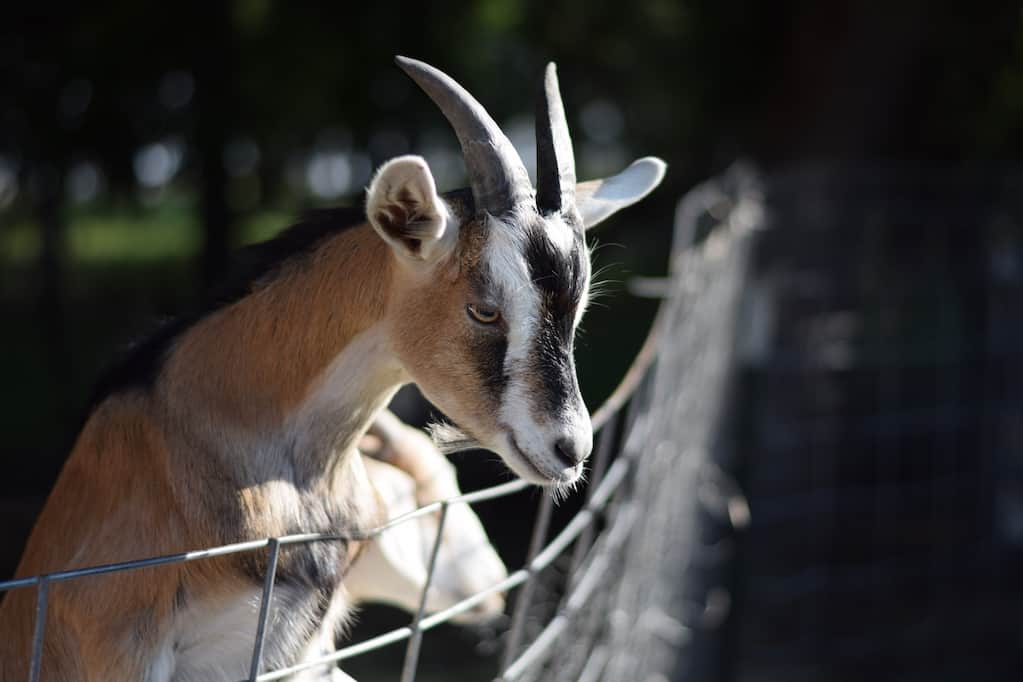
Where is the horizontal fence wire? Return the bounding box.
[0,221,675,680]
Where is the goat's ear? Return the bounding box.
[367,155,453,264]
[576,157,667,230]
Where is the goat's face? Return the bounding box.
[368,58,665,488]
[382,192,592,486]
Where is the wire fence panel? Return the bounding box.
[729,165,1023,682]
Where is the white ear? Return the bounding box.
[366,155,453,263]
[576,157,667,229]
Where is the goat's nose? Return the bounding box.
[553,436,590,468]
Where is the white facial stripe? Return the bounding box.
[483,214,539,351]
[482,212,593,483]
[574,244,592,327]
[574,284,590,327]
[544,213,576,256]
[483,215,540,455]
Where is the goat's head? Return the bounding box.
[367,57,665,488]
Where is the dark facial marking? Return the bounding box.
[472,331,509,402]
[523,222,587,413]
[523,225,586,342]
[467,268,509,401]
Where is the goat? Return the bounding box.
[0,57,664,680]
[347,410,508,623]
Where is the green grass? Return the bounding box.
[1,196,294,268]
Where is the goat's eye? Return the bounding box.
[466,303,501,325]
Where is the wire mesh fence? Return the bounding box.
[727,165,1023,682]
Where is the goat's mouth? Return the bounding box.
[504,433,581,487]
[427,420,581,487]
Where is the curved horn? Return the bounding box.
[396,56,532,216]
[535,63,576,216]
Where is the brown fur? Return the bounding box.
[0,223,405,680]
[386,220,507,445]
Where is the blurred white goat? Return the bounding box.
[346,411,508,624]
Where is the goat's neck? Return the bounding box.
[162,223,405,484]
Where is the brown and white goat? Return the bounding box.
[0,57,664,680]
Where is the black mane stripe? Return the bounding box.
[523,224,586,413]
[523,224,585,342]
[87,205,369,412]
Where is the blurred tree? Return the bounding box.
[192,2,237,285]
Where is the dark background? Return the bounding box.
[2,1,1023,679]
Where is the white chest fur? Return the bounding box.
[163,582,352,682]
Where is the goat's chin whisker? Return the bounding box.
[549,468,587,504]
[427,422,481,454]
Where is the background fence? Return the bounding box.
[727,165,1023,682]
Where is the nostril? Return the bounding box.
[554,437,582,468]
